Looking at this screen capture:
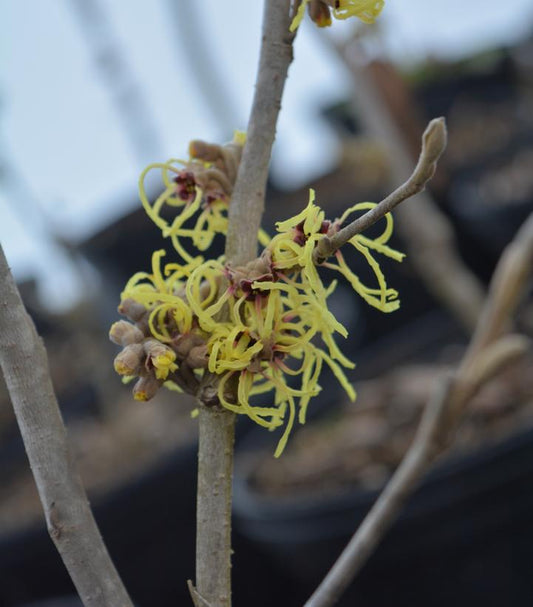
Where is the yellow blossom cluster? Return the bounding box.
[138,130,269,270]
[112,146,403,456]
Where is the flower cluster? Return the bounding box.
[138,130,269,269]
[111,140,403,456]
[290,0,385,32]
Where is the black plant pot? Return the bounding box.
[233,414,533,607]
[18,598,82,607]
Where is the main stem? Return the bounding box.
[194,1,295,606]
[225,0,295,266]
[195,407,235,607]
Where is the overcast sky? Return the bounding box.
[2,0,533,309]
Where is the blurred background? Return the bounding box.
[2,1,533,606]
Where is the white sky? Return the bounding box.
[2,0,533,309]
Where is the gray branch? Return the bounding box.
[195,407,235,607]
[305,212,533,607]
[225,0,296,266]
[193,2,296,605]
[0,244,133,607]
[322,34,485,332]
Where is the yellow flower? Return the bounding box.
[269,189,404,313]
[138,132,270,266]
[333,0,385,23]
[324,200,405,312]
[121,249,199,342]
[183,257,356,456]
[290,0,384,32]
[113,151,403,457]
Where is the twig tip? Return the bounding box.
[423,117,447,161]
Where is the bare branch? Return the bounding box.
[314,118,447,261]
[305,212,533,607]
[304,377,453,607]
[320,33,485,332]
[225,0,296,266]
[194,3,296,605]
[0,245,133,607]
[462,213,533,367]
[195,406,235,607]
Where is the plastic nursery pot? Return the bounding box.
[17,597,82,607]
[233,425,533,607]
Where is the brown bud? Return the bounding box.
[118,298,148,323]
[309,0,332,27]
[133,373,160,402]
[143,338,175,360]
[189,140,223,163]
[186,345,209,369]
[114,343,144,376]
[109,320,144,346]
[143,338,178,379]
[422,117,447,165]
[172,333,207,359]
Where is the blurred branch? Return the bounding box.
[165,0,239,137]
[306,213,533,607]
[0,143,88,298]
[0,244,133,607]
[461,213,533,366]
[68,0,163,163]
[321,33,485,332]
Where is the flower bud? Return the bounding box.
[144,339,178,380]
[118,298,148,323]
[186,345,209,369]
[172,333,207,359]
[133,373,160,402]
[189,140,223,163]
[309,0,332,27]
[114,343,144,376]
[109,320,144,346]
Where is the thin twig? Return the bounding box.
[304,377,453,607]
[314,117,447,261]
[321,33,485,332]
[194,2,296,606]
[305,212,533,607]
[0,245,134,607]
